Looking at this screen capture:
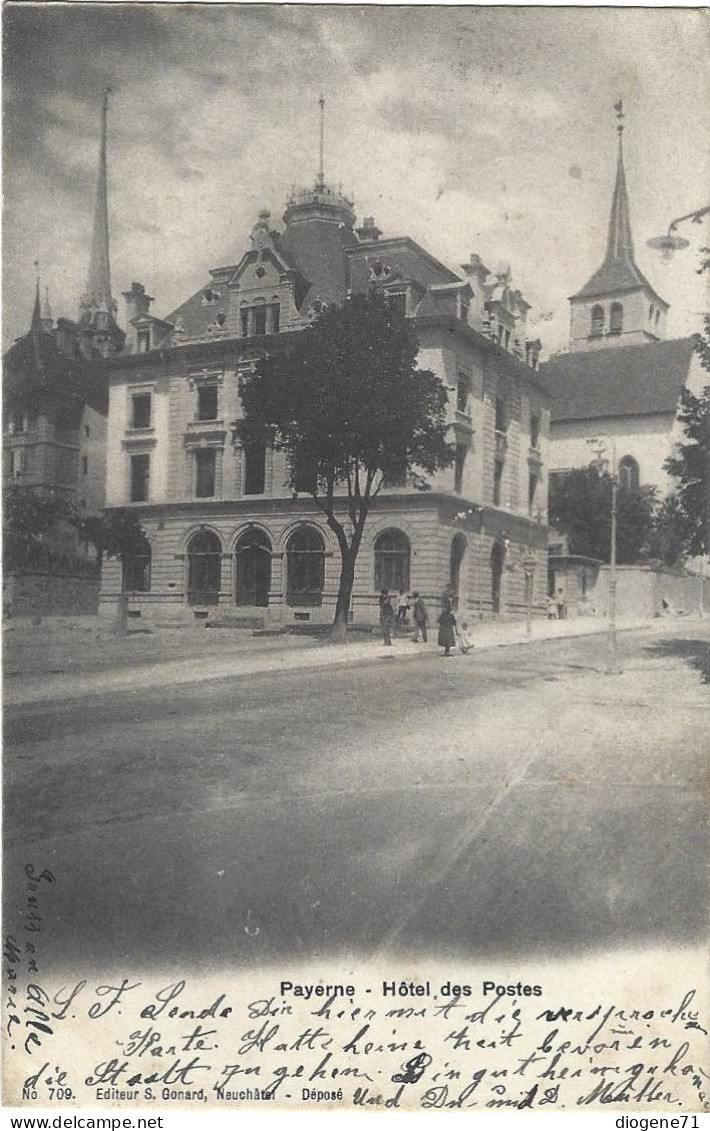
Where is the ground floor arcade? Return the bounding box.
[100,494,550,627]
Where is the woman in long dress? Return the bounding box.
[437,601,456,657]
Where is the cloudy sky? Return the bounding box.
[3,3,709,354]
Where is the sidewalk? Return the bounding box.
[3,614,672,708]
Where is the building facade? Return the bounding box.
[101,167,551,625]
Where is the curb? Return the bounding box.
[5,619,669,710]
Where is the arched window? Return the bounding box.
[591,305,604,337]
[618,455,640,491]
[609,302,624,335]
[374,529,411,593]
[287,526,325,606]
[187,529,222,605]
[235,528,271,607]
[123,545,151,593]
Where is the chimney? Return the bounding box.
[123,281,153,324]
[55,318,77,357]
[356,216,382,242]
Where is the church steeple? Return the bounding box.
[605,103,634,266]
[568,102,668,352]
[79,89,123,357]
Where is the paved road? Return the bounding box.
[4,625,708,974]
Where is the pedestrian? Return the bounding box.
[457,620,474,654]
[396,589,410,625]
[546,594,558,620]
[556,588,566,621]
[437,600,457,657]
[379,588,395,646]
[411,591,428,643]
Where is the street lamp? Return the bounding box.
[646,204,710,262]
[587,435,621,675]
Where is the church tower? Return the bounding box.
[569,103,668,352]
[78,89,124,358]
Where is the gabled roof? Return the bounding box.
[541,336,697,422]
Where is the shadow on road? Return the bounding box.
[645,637,710,683]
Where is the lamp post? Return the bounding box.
[522,553,537,637]
[588,435,621,675]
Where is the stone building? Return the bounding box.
[101,139,552,626]
[544,109,703,495]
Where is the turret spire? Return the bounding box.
[317,92,325,187]
[605,100,634,265]
[31,260,41,330]
[81,88,116,323]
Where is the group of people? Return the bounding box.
[546,588,567,620]
[378,586,474,657]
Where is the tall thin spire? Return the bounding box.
[31,260,41,330]
[605,100,634,264]
[317,92,325,187]
[81,88,115,320]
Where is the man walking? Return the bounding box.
[412,591,428,643]
[379,589,395,646]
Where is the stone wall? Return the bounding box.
[4,570,101,619]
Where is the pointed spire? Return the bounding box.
[81,88,116,323]
[605,100,634,264]
[317,92,326,188]
[31,261,42,330]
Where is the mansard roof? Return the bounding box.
[541,336,697,422]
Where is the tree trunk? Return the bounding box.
[331,546,356,643]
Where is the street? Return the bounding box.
[4,624,708,974]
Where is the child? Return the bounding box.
[458,620,474,654]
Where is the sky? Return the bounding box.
[3,3,709,356]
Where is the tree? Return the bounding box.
[239,291,455,638]
[76,508,150,569]
[2,484,77,568]
[662,374,710,559]
[549,467,658,564]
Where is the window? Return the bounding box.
[503,328,511,350]
[85,425,90,438]
[374,529,411,593]
[195,449,216,498]
[528,471,538,514]
[591,305,604,337]
[82,455,88,476]
[649,304,654,320]
[530,413,541,449]
[240,308,249,337]
[123,547,151,593]
[131,394,151,429]
[387,292,407,316]
[243,439,266,495]
[12,410,26,434]
[610,302,624,335]
[253,305,267,336]
[8,449,23,480]
[454,444,466,494]
[137,329,150,353]
[495,396,507,432]
[456,374,469,414]
[287,526,325,607]
[215,311,226,327]
[197,384,218,421]
[130,454,150,502]
[294,462,317,494]
[187,529,222,605]
[459,298,470,323]
[618,455,640,491]
[493,459,504,506]
[270,303,280,334]
[655,309,660,326]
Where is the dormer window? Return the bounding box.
[240,306,249,337]
[215,311,226,327]
[387,292,407,317]
[591,305,604,337]
[131,393,151,430]
[253,304,267,336]
[137,329,150,353]
[202,288,220,305]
